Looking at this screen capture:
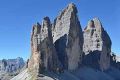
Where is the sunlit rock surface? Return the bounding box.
[52,3,83,70]
[28,17,61,79]
[83,18,112,71]
[11,3,120,80]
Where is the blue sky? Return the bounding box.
[0,0,119,60]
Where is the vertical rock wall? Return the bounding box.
[28,17,61,78]
[83,18,112,71]
[52,3,83,70]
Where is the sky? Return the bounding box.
[0,0,119,60]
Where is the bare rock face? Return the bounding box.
[28,22,41,76]
[11,3,120,80]
[28,17,61,78]
[0,57,25,80]
[52,3,83,70]
[28,3,83,75]
[83,18,112,71]
[0,57,25,73]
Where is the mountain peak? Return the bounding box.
[11,3,120,80]
[86,17,102,30]
[67,2,78,13]
[68,3,76,9]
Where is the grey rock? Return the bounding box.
[28,22,41,76]
[83,18,112,71]
[110,52,120,70]
[11,3,120,80]
[52,3,83,71]
[0,57,25,73]
[0,57,25,80]
[28,17,61,79]
[11,66,120,80]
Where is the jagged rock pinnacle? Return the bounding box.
[83,18,112,71]
[11,3,119,80]
[28,17,61,79]
[52,3,83,70]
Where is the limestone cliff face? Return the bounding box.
[11,3,120,80]
[28,22,41,75]
[28,17,61,77]
[28,2,113,78]
[52,3,83,70]
[28,3,83,75]
[28,4,83,75]
[83,18,112,71]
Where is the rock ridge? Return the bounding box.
[27,3,115,80]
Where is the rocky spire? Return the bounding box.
[52,3,83,71]
[28,23,41,77]
[39,17,61,72]
[83,18,112,71]
[28,17,61,79]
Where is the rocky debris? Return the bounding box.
[83,18,112,71]
[11,66,120,80]
[28,17,61,79]
[52,3,83,70]
[10,69,32,80]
